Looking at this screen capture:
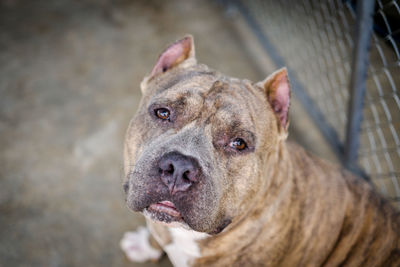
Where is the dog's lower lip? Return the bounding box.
[148,201,181,217]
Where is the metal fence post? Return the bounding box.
[344,0,376,171]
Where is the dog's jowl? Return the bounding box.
[121,36,400,267]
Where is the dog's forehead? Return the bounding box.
[149,67,266,129]
[150,65,217,95]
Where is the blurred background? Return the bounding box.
[0,0,398,266]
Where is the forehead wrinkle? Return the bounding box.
[214,101,254,132]
[212,78,255,109]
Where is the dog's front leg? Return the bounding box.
[120,225,164,263]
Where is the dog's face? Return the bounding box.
[124,36,290,234]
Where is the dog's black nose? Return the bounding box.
[158,152,200,195]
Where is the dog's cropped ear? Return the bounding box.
[151,35,196,76]
[141,35,196,93]
[257,68,291,133]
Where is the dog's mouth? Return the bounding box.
[144,201,185,224]
[149,201,181,217]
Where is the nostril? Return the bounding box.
[183,169,198,182]
[159,161,175,175]
[167,164,174,174]
[183,171,190,182]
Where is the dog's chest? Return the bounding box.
[164,227,209,267]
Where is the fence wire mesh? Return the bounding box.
[227,0,400,208]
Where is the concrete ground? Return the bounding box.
[0,0,334,266]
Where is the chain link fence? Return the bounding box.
[222,0,400,208]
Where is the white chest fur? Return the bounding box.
[164,227,210,267]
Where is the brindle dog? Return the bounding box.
[120,36,400,266]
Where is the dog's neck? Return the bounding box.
[241,140,295,223]
[197,141,399,266]
[195,141,302,265]
[196,141,350,266]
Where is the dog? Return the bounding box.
[120,35,400,266]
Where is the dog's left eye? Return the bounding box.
[230,138,247,151]
[155,108,170,121]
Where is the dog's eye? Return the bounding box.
[230,138,247,151]
[155,108,170,121]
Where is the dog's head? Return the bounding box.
[124,36,291,234]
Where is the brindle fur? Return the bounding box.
[124,36,400,266]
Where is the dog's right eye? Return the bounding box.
[155,108,170,121]
[230,138,247,151]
